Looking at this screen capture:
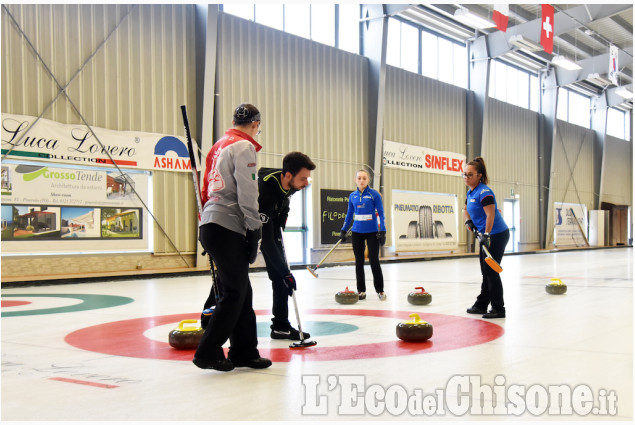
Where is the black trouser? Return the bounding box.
[261,228,291,330]
[194,223,259,363]
[474,229,509,313]
[351,231,384,293]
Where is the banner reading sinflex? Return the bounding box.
[1,113,193,172]
[383,140,465,176]
[392,190,459,252]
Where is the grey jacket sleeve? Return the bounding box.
[233,140,262,231]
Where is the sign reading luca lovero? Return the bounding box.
[2,113,193,173]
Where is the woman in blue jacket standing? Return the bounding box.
[463,157,509,319]
[340,169,387,300]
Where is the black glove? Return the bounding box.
[480,232,491,249]
[464,219,477,233]
[283,274,296,296]
[377,230,386,246]
[246,228,261,264]
[339,230,347,242]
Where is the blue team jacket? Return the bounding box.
[341,187,386,234]
[465,182,508,235]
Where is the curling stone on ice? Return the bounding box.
[396,313,433,342]
[407,287,432,305]
[169,319,204,349]
[335,286,359,304]
[545,278,567,295]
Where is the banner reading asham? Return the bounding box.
[392,190,459,252]
[553,202,588,247]
[383,140,465,176]
[1,113,193,173]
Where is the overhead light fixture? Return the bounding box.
[552,55,582,71]
[504,52,544,71]
[615,87,633,99]
[586,73,613,87]
[453,8,495,29]
[509,35,543,52]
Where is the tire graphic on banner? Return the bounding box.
[392,190,459,252]
[434,220,445,239]
[407,221,419,239]
[418,205,433,239]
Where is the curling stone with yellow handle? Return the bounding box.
[335,286,359,304]
[169,319,204,350]
[546,278,567,295]
[396,313,433,342]
[407,287,432,305]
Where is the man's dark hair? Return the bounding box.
[233,103,261,125]
[282,152,316,176]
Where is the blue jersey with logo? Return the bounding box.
[466,182,508,235]
[342,187,386,234]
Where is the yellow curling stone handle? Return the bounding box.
[403,313,428,325]
[177,319,202,331]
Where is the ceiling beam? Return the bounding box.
[555,48,633,87]
[485,4,632,59]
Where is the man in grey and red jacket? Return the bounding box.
[258,152,315,340]
[193,103,271,372]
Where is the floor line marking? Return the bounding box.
[48,377,119,389]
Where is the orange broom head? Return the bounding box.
[306,266,318,278]
[485,257,503,273]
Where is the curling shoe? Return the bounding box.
[466,305,487,314]
[192,357,234,372]
[378,292,387,301]
[231,357,272,369]
[271,327,310,341]
[482,309,505,319]
[358,292,366,300]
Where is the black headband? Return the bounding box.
[234,106,261,124]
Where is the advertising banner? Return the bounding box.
[553,202,588,247]
[392,190,459,252]
[1,162,150,254]
[383,140,465,177]
[320,189,351,245]
[2,113,193,173]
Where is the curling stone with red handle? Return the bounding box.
[335,286,359,304]
[407,287,432,305]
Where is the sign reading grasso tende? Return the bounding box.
[383,140,466,177]
[1,113,193,173]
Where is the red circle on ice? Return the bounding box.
[1,300,32,308]
[64,309,504,362]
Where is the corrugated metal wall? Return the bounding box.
[601,135,633,205]
[484,98,540,247]
[546,120,597,245]
[383,67,467,247]
[214,13,368,248]
[1,4,198,263]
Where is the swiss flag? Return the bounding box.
[492,4,509,32]
[540,4,554,54]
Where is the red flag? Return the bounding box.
[492,4,509,32]
[540,4,554,54]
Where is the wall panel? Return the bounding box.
[1,4,198,278]
[214,13,368,248]
[383,67,466,248]
[484,98,540,248]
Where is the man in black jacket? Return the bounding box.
[258,152,316,340]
